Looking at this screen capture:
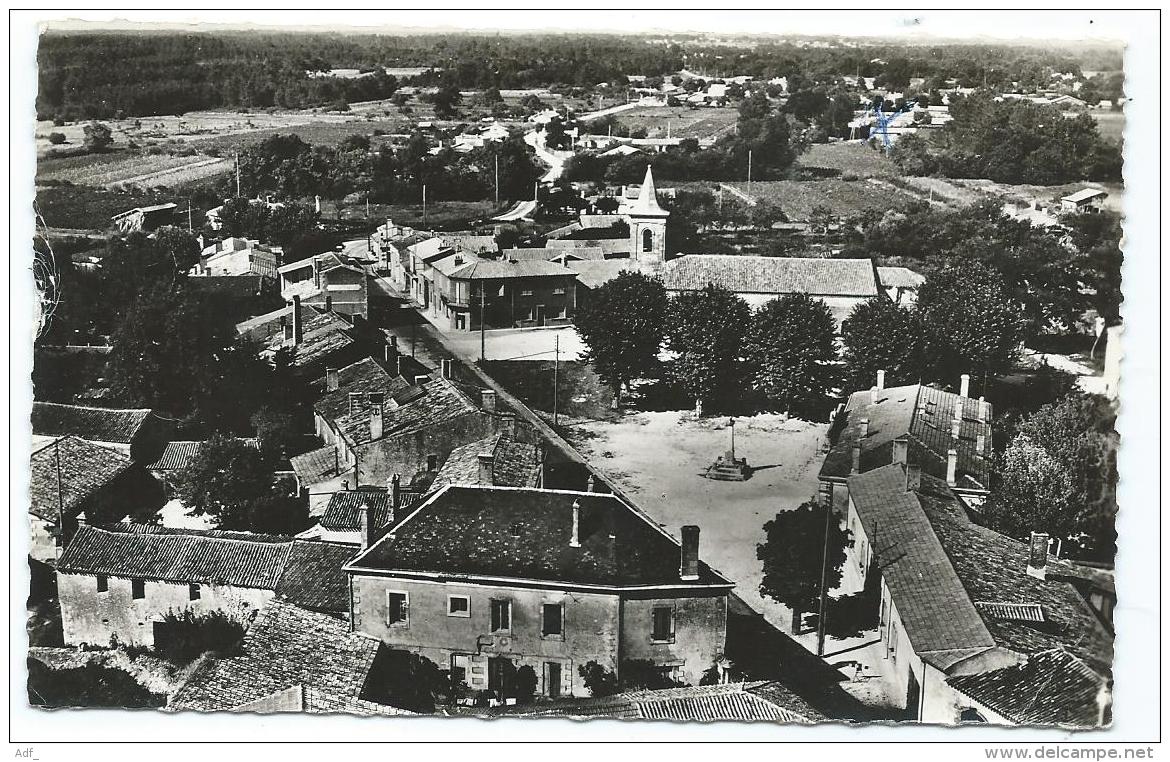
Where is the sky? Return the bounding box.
[33,9,1135,44]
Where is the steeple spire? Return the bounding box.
[629,165,668,217]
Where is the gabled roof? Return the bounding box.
[1062,188,1108,203]
[58,524,292,589]
[274,541,359,614]
[627,166,669,218]
[111,202,176,220]
[819,384,992,492]
[448,258,576,280]
[319,490,396,533]
[947,649,1108,728]
[847,466,996,667]
[31,402,154,445]
[476,681,824,723]
[147,439,260,471]
[662,255,879,298]
[565,260,642,290]
[168,599,381,713]
[346,486,734,592]
[262,308,356,369]
[876,265,926,290]
[430,434,541,491]
[29,437,133,521]
[336,376,480,449]
[311,358,413,422]
[290,445,341,484]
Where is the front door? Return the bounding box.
[488,656,511,697]
[535,304,546,327]
[546,662,562,698]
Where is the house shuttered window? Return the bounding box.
[651,606,675,643]
[131,579,145,599]
[387,591,409,626]
[490,598,511,633]
[541,603,564,638]
[96,575,108,593]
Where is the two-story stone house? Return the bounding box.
[344,485,734,699]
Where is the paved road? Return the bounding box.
[492,199,537,222]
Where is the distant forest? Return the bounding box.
[36,30,1123,120]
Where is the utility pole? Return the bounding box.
[422,184,427,227]
[533,181,539,202]
[553,333,560,428]
[747,150,752,186]
[816,501,833,657]
[234,153,241,197]
[494,154,500,207]
[366,197,370,219]
[479,284,486,362]
[186,201,193,231]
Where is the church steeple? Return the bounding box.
[626,165,669,265]
[629,165,669,218]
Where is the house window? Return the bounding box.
[520,289,534,297]
[448,595,471,618]
[651,606,674,643]
[546,662,563,698]
[553,287,566,295]
[642,229,654,253]
[96,575,108,593]
[387,591,409,626]
[541,603,564,638]
[889,623,899,661]
[189,583,201,601]
[131,579,146,600]
[427,454,439,472]
[490,598,512,633]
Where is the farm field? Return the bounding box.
[795,140,899,178]
[1089,109,1126,143]
[37,151,230,189]
[603,105,739,140]
[34,184,210,230]
[726,177,919,220]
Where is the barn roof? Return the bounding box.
[661,255,879,298]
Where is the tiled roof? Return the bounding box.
[274,541,359,614]
[58,524,293,589]
[337,377,480,449]
[876,266,926,290]
[185,275,268,299]
[290,446,341,484]
[662,255,879,297]
[566,260,642,289]
[449,259,576,280]
[947,649,1108,728]
[819,384,992,491]
[169,599,381,713]
[489,682,823,723]
[311,358,413,422]
[440,234,497,254]
[847,465,996,665]
[28,437,133,521]
[262,309,355,369]
[430,434,541,490]
[319,490,396,532]
[347,486,734,591]
[148,439,259,471]
[547,237,632,257]
[922,499,1114,673]
[31,402,153,444]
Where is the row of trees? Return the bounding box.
[891,92,1122,185]
[574,263,1026,419]
[38,30,1119,119]
[235,131,542,205]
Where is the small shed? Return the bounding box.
[1060,188,1107,213]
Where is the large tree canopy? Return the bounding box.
[665,284,752,416]
[744,293,839,417]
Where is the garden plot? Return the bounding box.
[727,178,918,221]
[37,151,231,189]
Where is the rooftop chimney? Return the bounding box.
[570,500,581,548]
[498,413,516,438]
[281,316,293,343]
[859,417,870,438]
[852,442,861,474]
[1026,532,1049,580]
[481,389,497,412]
[905,464,921,493]
[680,525,700,581]
[892,436,909,466]
[385,336,399,366]
[75,511,88,527]
[358,503,375,550]
[324,290,333,312]
[586,474,596,493]
[960,373,971,398]
[326,367,340,393]
[414,374,429,385]
[390,473,401,509]
[395,355,404,378]
[876,369,886,390]
[477,453,495,485]
[946,448,958,486]
[441,358,453,379]
[292,295,303,345]
[369,392,385,441]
